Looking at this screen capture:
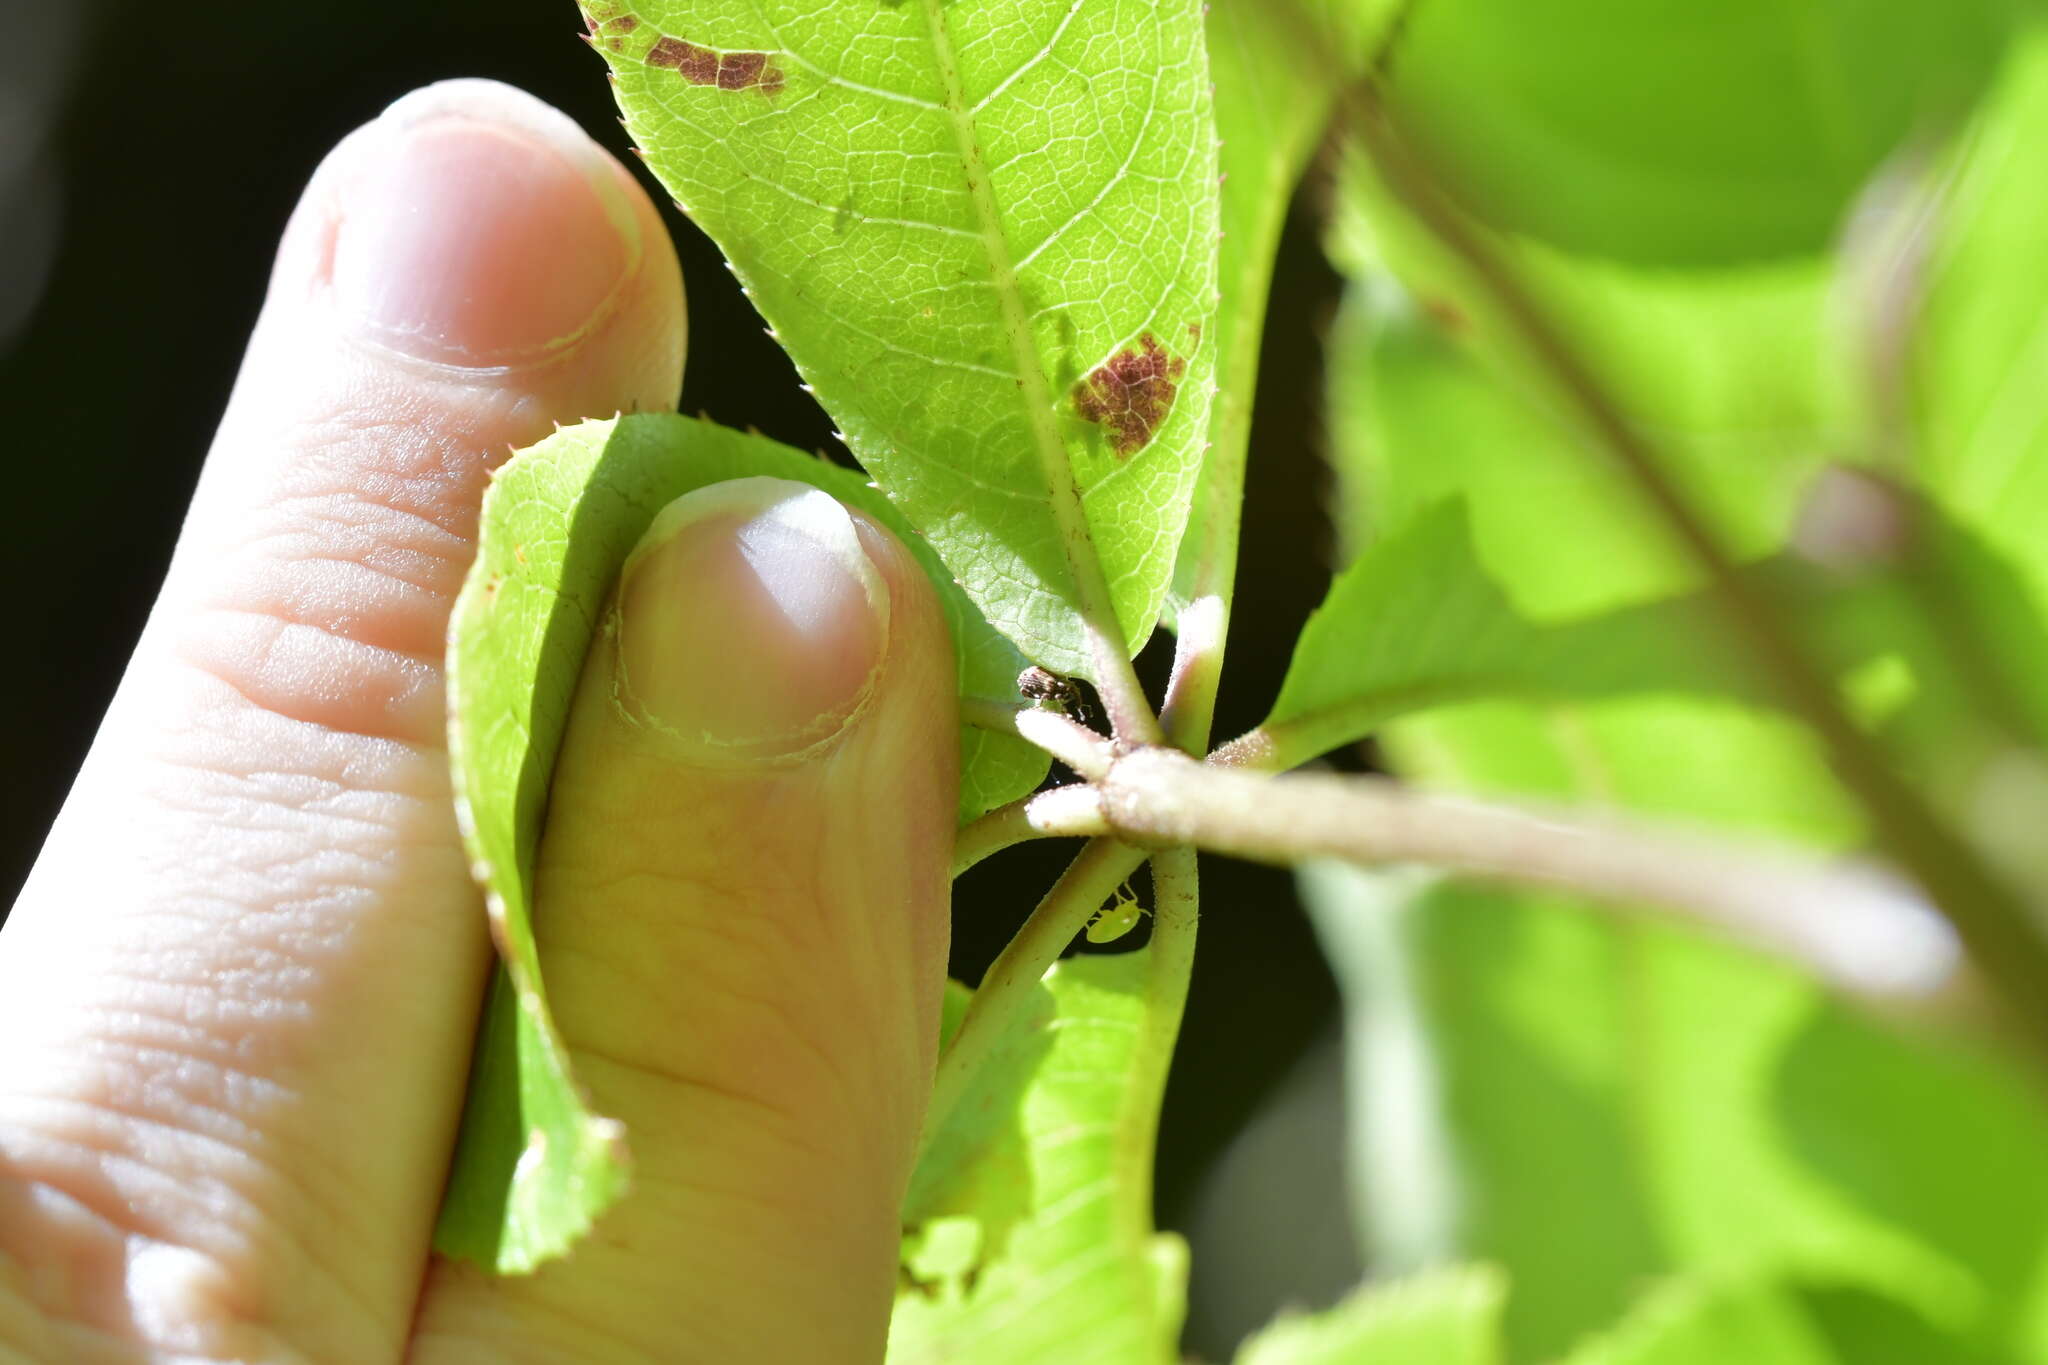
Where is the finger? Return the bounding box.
[0,79,683,1364]
[410,479,958,1364]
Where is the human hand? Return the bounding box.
[0,79,957,1364]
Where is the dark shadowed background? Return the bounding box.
[0,0,1354,1331]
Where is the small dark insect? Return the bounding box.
[1018,666,1081,711]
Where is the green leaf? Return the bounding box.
[891,950,1187,1363]
[1561,1274,2017,1365]
[1232,1266,1506,1365]
[1316,19,2048,1365]
[1917,25,2048,681]
[587,0,1222,678]
[1318,195,1855,833]
[434,413,1045,1272]
[1304,860,2048,1365]
[1169,0,1386,614]
[1259,500,1754,759]
[1257,484,2048,784]
[1313,134,2048,1356]
[1322,20,2048,835]
[1378,0,2009,267]
[1322,214,1847,617]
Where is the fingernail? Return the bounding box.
[333,79,641,368]
[614,477,892,763]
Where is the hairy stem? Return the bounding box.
[1161,595,1229,754]
[920,837,1151,1162]
[952,785,1109,877]
[920,0,1161,745]
[1211,690,1466,772]
[1092,748,1960,1000]
[960,698,1117,778]
[1353,88,2048,1044]
[1122,845,1200,1242]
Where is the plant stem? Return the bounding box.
[1122,845,1200,1243]
[1211,703,1403,773]
[1091,748,1960,1000]
[919,837,1151,1163]
[960,698,1118,779]
[920,0,1161,746]
[1161,594,1230,754]
[958,697,1029,736]
[1353,88,2048,1045]
[1211,694,1470,772]
[952,786,1109,877]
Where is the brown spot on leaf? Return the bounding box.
[1072,334,1187,458]
[646,34,784,95]
[613,13,637,30]
[718,49,766,89]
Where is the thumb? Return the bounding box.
[413,477,959,1363]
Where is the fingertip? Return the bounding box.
[255,77,684,408]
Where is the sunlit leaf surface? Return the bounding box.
[587,0,1221,677]
[891,953,1186,1364]
[1233,1266,1505,1365]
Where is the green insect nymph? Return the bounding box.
[1085,883,1147,945]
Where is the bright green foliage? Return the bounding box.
[1917,28,2048,658]
[1261,500,1761,759]
[891,951,1187,1363]
[1171,0,1387,615]
[1560,1275,2010,1365]
[586,0,1221,679]
[1325,176,1847,620]
[1313,17,2048,1360]
[1262,485,2048,796]
[1319,136,1857,853]
[1379,0,2009,267]
[1232,1266,1506,1365]
[1304,862,2048,1363]
[435,414,1044,1270]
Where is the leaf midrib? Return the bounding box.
[917,0,1132,668]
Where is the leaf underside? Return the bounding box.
[1232,1265,1506,1365]
[891,952,1186,1364]
[434,414,1045,1272]
[586,0,1222,678]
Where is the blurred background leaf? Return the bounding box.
[1376,0,2011,266]
[1232,1265,1504,1365]
[1294,8,2048,1364]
